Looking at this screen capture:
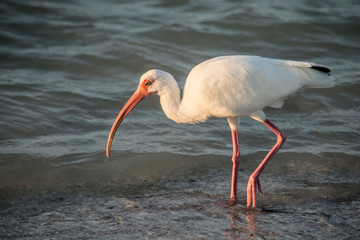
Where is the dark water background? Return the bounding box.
[0,0,359,239]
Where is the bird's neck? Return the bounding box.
[158,77,196,124]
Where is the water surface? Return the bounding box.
[1,0,359,239]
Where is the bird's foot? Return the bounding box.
[228,197,237,206]
[246,174,263,209]
[215,198,237,208]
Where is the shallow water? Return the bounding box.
[1,0,360,239]
[2,152,360,239]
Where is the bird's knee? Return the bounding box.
[281,131,287,141]
[277,131,287,145]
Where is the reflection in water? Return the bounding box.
[246,211,258,239]
[223,207,258,239]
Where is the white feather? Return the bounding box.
[141,55,335,124]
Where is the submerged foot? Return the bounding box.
[215,198,237,208]
[229,197,237,206]
[247,174,263,209]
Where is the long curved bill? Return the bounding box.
[106,87,148,158]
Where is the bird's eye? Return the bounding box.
[145,81,151,86]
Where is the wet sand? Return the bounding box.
[1,152,359,239]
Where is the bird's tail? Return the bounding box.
[288,61,336,88]
[308,63,335,88]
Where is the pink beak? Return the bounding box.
[106,86,151,158]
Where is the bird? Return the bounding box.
[106,55,335,208]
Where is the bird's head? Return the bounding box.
[106,69,174,158]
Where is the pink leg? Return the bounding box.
[230,129,240,205]
[247,119,286,208]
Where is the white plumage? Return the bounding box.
[107,55,335,208]
[150,56,334,123]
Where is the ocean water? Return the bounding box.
[0,0,359,239]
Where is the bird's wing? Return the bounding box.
[181,56,334,120]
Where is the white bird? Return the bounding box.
[106,55,335,208]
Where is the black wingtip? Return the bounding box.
[311,65,331,73]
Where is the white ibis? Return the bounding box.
[106,55,335,208]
